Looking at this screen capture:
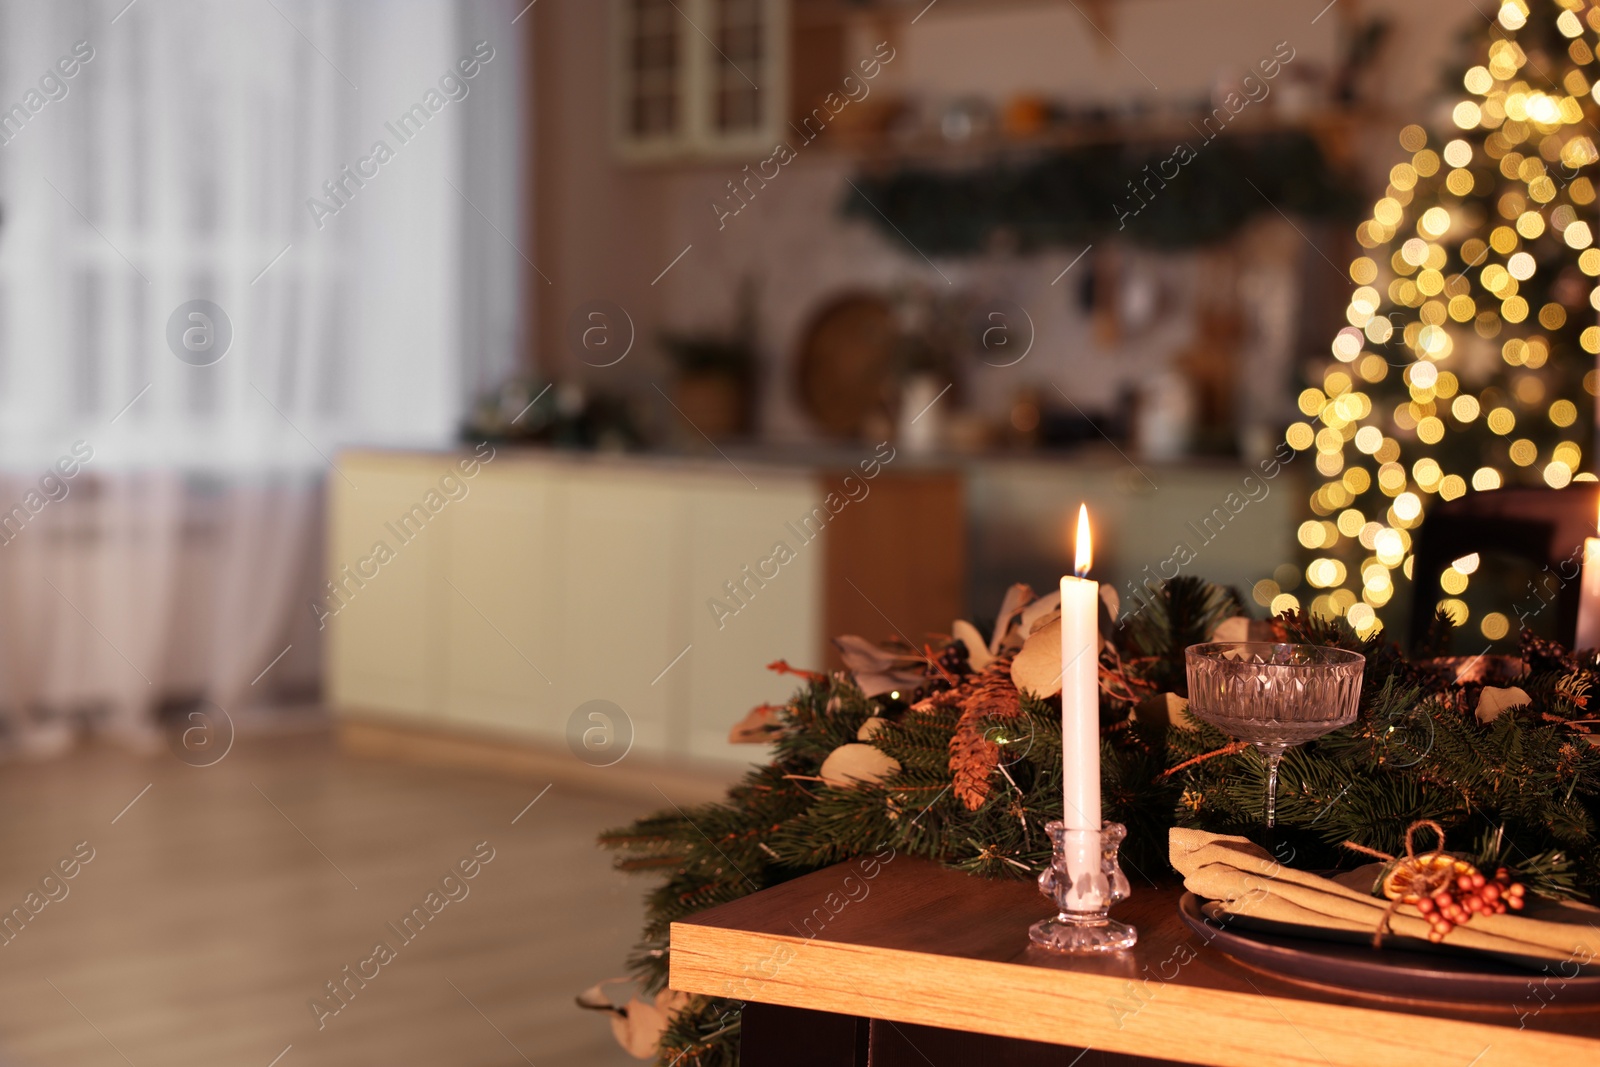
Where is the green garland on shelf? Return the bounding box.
[599,577,1600,1067]
[841,131,1361,254]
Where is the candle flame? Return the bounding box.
[1074,504,1092,577]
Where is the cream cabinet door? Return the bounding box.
[442,460,562,737]
[683,470,821,764]
[327,454,453,719]
[555,466,692,759]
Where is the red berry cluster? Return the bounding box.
[1412,867,1526,942]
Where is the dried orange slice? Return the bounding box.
[1381,854,1472,902]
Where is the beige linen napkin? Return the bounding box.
[1171,827,1600,963]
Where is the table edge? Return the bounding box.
[669,920,1600,1067]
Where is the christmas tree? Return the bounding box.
[1289,0,1600,640]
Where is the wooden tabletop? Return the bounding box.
[670,855,1600,1067]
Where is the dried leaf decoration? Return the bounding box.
[1211,616,1251,643]
[989,583,1036,655]
[1011,617,1062,698]
[856,716,888,742]
[819,742,901,787]
[728,703,784,744]
[831,635,926,697]
[951,619,993,672]
[575,977,628,1011]
[1018,591,1061,638]
[949,654,1021,810]
[1099,583,1120,623]
[576,978,691,1060]
[1477,685,1532,725]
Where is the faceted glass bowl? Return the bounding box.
[1184,641,1365,827]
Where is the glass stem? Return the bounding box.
[1265,751,1283,829]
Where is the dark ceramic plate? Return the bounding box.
[1178,893,1600,1004]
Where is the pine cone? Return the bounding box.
[1523,630,1578,675]
[949,655,1020,811]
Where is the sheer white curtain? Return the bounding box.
[0,0,523,752]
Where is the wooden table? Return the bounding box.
[670,856,1600,1066]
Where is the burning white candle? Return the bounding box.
[1060,504,1101,832]
[1576,498,1600,651]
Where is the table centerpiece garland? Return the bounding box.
[591,576,1600,1066]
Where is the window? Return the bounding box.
[0,0,523,472]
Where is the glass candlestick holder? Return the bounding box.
[1029,820,1137,953]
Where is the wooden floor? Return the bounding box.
[0,729,653,1066]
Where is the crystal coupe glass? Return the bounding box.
[1184,642,1364,828]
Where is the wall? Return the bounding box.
[533,1,671,389]
[533,0,1480,446]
